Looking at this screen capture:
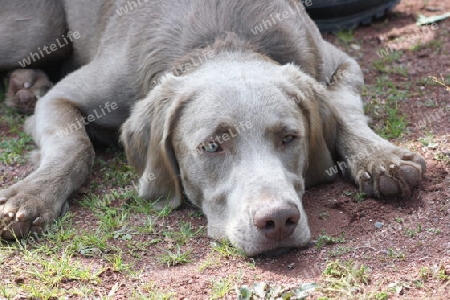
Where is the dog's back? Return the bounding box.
[1,0,325,95]
[68,0,324,94]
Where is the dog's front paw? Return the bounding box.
[0,184,66,239]
[355,148,426,198]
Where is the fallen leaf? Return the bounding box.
[417,12,450,25]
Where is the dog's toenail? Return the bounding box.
[16,212,25,221]
[403,153,413,160]
[389,164,396,170]
[7,212,15,218]
[379,166,386,174]
[24,82,31,89]
[32,217,42,225]
[363,172,371,180]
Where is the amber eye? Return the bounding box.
[282,135,295,144]
[203,141,221,153]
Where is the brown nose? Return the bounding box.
[253,205,300,241]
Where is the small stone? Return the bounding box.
[351,44,361,50]
[375,222,384,229]
[287,263,295,270]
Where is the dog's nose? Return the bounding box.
[253,205,300,241]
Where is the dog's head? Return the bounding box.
[121,52,332,256]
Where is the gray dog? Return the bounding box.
[0,0,425,256]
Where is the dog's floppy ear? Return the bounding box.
[121,74,186,209]
[279,64,337,186]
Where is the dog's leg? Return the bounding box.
[322,47,425,198]
[0,59,128,239]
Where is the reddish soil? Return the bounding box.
[1,0,449,299]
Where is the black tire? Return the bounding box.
[304,0,400,32]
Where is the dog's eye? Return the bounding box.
[203,141,221,153]
[282,135,295,144]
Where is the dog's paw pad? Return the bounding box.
[379,175,400,197]
[399,164,421,186]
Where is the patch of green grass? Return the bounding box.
[426,227,442,235]
[430,74,450,92]
[0,250,104,299]
[237,282,318,300]
[364,75,408,139]
[158,246,192,267]
[418,133,438,148]
[342,190,353,197]
[372,51,404,74]
[336,29,355,45]
[163,221,204,245]
[210,275,237,299]
[417,76,436,86]
[0,78,198,299]
[81,192,115,212]
[81,193,134,240]
[134,216,158,235]
[24,251,102,285]
[374,291,390,300]
[190,210,204,218]
[124,193,157,215]
[70,232,115,256]
[0,91,35,167]
[82,190,160,239]
[404,223,422,238]
[328,246,352,258]
[319,260,370,298]
[354,192,366,202]
[0,102,30,134]
[100,209,130,233]
[315,233,346,249]
[395,217,404,223]
[0,132,34,164]
[386,248,406,260]
[435,152,450,165]
[379,102,407,139]
[417,264,449,283]
[411,39,443,52]
[418,267,433,281]
[342,191,366,202]
[319,211,329,220]
[156,204,174,218]
[105,251,132,273]
[133,282,176,300]
[25,214,116,258]
[343,191,366,202]
[198,253,222,272]
[97,153,139,187]
[211,240,244,258]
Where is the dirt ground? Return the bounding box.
[0,0,449,299]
